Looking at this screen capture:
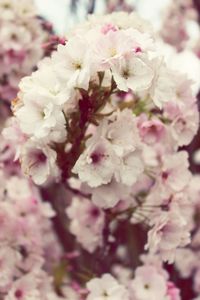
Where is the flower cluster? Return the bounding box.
[86,262,181,300]
[172,175,200,296]
[0,0,55,109]
[0,133,62,299]
[6,12,199,266]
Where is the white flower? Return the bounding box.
[52,36,94,90]
[86,274,129,300]
[6,176,32,200]
[91,179,131,209]
[66,197,105,252]
[5,273,41,300]
[111,53,154,92]
[15,95,66,143]
[19,66,72,106]
[0,24,31,51]
[0,0,16,20]
[146,208,190,263]
[169,103,199,147]
[93,29,134,67]
[72,138,120,188]
[150,63,176,109]
[106,109,140,157]
[117,151,144,186]
[130,266,167,300]
[20,140,60,185]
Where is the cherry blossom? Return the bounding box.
[86,274,129,300]
[3,10,200,300]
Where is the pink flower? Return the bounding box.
[166,282,181,300]
[138,115,165,145]
[20,141,60,185]
[101,23,118,34]
[66,197,105,252]
[160,151,191,192]
[73,138,120,188]
[146,208,190,262]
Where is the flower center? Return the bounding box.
[90,152,103,164]
[73,61,82,70]
[122,69,130,79]
[15,289,23,299]
[37,152,47,163]
[162,171,169,180]
[11,33,17,41]
[109,47,117,57]
[90,207,100,218]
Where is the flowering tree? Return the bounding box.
[0,132,62,299]
[2,11,200,300]
[0,0,64,126]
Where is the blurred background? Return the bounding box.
[33,0,200,86]
[34,0,179,34]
